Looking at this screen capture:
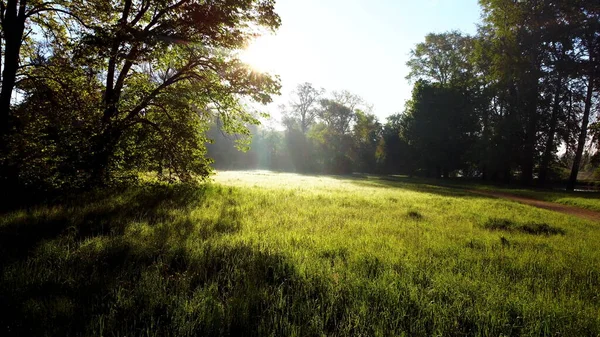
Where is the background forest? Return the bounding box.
[1,0,599,193]
[210,0,600,191]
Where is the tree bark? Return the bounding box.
[0,0,27,188]
[90,127,123,185]
[0,0,27,136]
[567,71,594,191]
[102,0,132,124]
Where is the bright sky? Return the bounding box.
[240,0,482,125]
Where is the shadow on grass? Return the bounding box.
[0,182,476,337]
[0,182,434,337]
[337,174,493,199]
[0,241,303,336]
[0,184,209,266]
[0,183,309,336]
[0,180,596,336]
[483,218,565,236]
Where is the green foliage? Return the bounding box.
[6,56,104,189]
[281,82,324,134]
[401,81,478,177]
[406,31,475,86]
[352,110,382,173]
[1,0,282,189]
[213,85,385,175]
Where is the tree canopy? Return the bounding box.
[1,0,281,190]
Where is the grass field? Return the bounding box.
[472,185,600,213]
[380,175,600,213]
[1,171,599,336]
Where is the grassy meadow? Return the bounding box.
[472,185,600,213]
[381,175,600,213]
[1,171,599,336]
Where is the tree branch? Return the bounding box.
[26,6,92,29]
[121,68,190,123]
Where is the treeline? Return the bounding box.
[402,0,600,190]
[213,0,600,190]
[2,0,599,192]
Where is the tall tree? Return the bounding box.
[479,0,553,185]
[1,0,29,135]
[318,99,355,136]
[567,0,600,191]
[69,0,281,183]
[282,82,324,134]
[1,0,282,189]
[538,39,572,185]
[0,0,69,186]
[0,0,73,135]
[377,113,411,174]
[352,109,381,173]
[402,80,477,178]
[406,31,474,86]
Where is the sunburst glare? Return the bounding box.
[239,34,281,73]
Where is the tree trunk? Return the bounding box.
[0,0,27,136]
[539,77,562,186]
[567,71,594,192]
[0,0,27,187]
[89,127,123,185]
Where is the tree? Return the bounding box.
[479,0,570,185]
[352,110,381,173]
[76,0,281,183]
[566,0,600,191]
[377,113,412,174]
[406,31,475,86]
[0,0,74,186]
[282,82,324,134]
[308,98,357,174]
[1,0,282,189]
[7,55,104,189]
[402,80,477,178]
[318,99,355,136]
[331,89,369,112]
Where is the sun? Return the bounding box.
[239,34,281,73]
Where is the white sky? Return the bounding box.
[241,0,482,125]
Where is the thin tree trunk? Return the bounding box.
[567,72,594,191]
[0,0,27,187]
[0,0,26,136]
[102,0,132,125]
[539,77,562,186]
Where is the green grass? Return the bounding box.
[1,171,599,336]
[474,186,600,212]
[380,175,600,213]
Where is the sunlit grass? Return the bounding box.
[468,184,600,212]
[366,174,600,213]
[1,171,599,336]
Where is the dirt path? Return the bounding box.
[468,190,600,222]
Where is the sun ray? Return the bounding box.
[239,34,280,73]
